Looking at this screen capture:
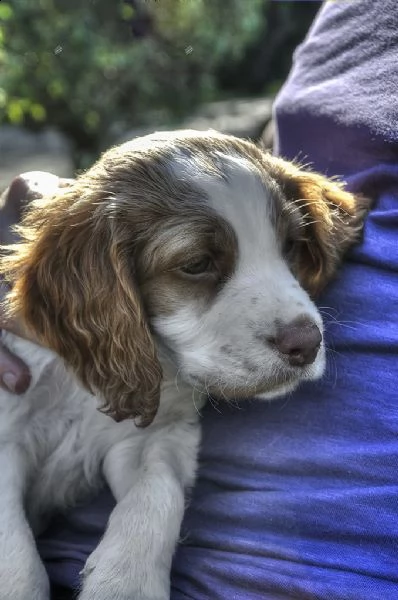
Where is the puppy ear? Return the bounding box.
[3,188,162,426]
[271,159,372,296]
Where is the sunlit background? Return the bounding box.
[0,0,318,183]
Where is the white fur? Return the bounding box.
[0,149,326,599]
[0,333,203,600]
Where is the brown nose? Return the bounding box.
[273,317,322,367]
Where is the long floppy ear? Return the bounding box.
[2,187,162,426]
[270,158,372,296]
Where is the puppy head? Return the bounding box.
[134,131,371,401]
[1,130,370,422]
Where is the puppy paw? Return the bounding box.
[78,546,170,600]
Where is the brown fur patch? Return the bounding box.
[265,158,372,295]
[138,216,237,316]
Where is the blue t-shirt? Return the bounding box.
[39,1,398,598]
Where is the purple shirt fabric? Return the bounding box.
[39,1,398,598]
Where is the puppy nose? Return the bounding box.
[273,317,322,367]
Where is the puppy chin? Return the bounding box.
[255,352,326,401]
[255,380,300,401]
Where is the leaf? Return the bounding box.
[0,3,14,22]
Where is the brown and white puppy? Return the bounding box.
[0,130,369,600]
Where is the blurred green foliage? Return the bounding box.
[0,0,318,168]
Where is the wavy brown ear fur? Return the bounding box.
[2,186,162,426]
[270,158,372,296]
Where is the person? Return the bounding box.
[0,176,31,394]
[1,0,397,598]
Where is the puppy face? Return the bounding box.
[147,150,324,400]
[2,130,370,423]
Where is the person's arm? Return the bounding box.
[0,298,31,393]
[0,172,73,393]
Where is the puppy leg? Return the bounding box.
[78,419,201,600]
[0,445,49,600]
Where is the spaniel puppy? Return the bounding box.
[0,130,370,600]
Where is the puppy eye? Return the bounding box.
[283,237,297,256]
[180,256,213,275]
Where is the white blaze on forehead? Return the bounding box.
[196,153,279,270]
[176,151,279,270]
